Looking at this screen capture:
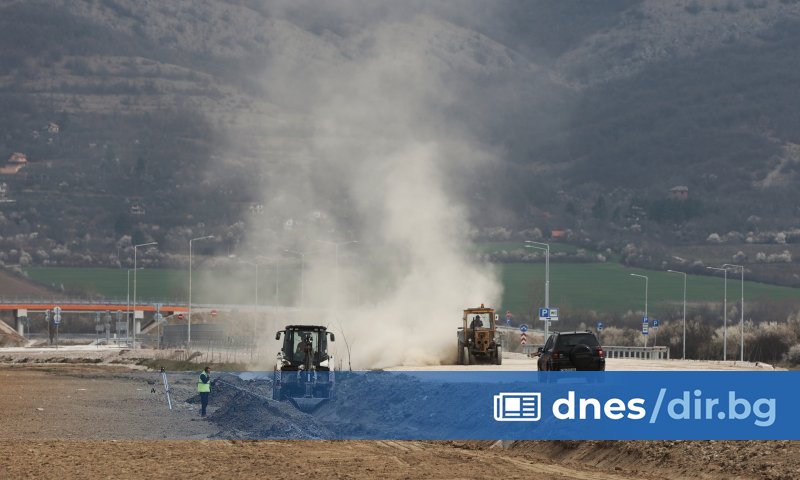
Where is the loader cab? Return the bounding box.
[276,325,335,368]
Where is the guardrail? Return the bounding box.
[520,344,670,360]
[604,346,670,360]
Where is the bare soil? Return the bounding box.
[0,363,798,479]
[0,268,62,297]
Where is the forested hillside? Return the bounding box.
[0,0,798,278]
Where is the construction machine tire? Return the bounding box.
[463,346,470,366]
[457,344,464,365]
[495,346,503,365]
[272,369,282,401]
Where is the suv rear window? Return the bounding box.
[555,333,599,349]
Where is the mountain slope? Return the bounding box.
[0,0,798,268]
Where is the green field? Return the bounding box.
[23,266,300,306]
[24,267,187,302]
[24,260,799,321]
[498,262,799,320]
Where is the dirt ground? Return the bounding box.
[1,363,798,479]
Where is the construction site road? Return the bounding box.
[0,354,797,479]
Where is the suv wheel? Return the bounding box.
[570,343,594,370]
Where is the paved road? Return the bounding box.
[387,353,778,371]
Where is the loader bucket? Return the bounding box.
[290,396,328,412]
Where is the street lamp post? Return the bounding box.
[525,241,550,341]
[708,266,728,360]
[317,240,359,306]
[133,242,158,349]
[188,236,214,346]
[667,270,688,360]
[126,268,142,342]
[723,264,745,362]
[630,273,649,348]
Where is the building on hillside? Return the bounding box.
[0,153,27,175]
[8,152,27,164]
[670,185,689,200]
[47,122,60,134]
[129,197,146,215]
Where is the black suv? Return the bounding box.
[536,331,605,372]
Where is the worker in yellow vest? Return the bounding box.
[197,366,211,417]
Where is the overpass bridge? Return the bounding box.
[0,300,315,341]
[0,300,189,338]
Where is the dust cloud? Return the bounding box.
[244,10,504,368]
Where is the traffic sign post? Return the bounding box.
[53,306,62,349]
[518,324,529,346]
[652,319,659,346]
[505,311,512,326]
[538,308,559,322]
[538,307,559,344]
[642,316,649,339]
[154,313,164,350]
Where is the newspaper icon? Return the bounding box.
[493,392,541,422]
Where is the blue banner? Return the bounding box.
[211,371,799,441]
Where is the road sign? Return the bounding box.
[642,320,649,335]
[177,313,184,320]
[642,316,648,323]
[520,332,527,345]
[539,307,559,321]
[211,309,218,317]
[519,324,529,333]
[54,314,61,325]
[53,306,62,315]
[597,322,604,331]
[652,319,659,328]
[505,311,512,325]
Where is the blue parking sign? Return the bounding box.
[652,319,659,328]
[538,308,549,319]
